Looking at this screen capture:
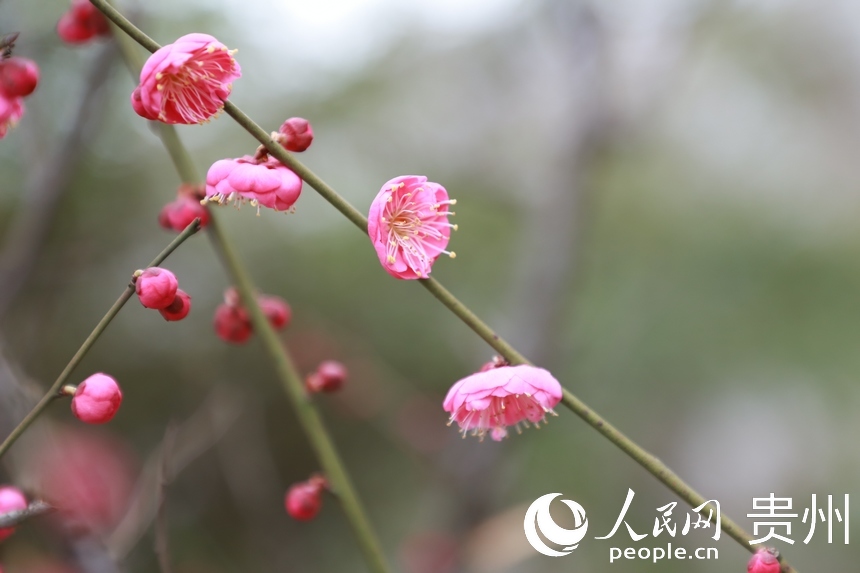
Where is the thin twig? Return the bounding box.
[155,424,176,573]
[0,219,201,460]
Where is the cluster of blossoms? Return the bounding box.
[214,287,291,344]
[285,474,328,521]
[56,0,111,44]
[203,118,313,215]
[159,183,210,232]
[0,48,38,139]
[135,267,191,321]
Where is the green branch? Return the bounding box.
[0,219,201,459]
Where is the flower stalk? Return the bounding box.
[0,219,200,459]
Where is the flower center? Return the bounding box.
[382,186,457,274]
[156,47,236,124]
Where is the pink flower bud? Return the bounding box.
[135,267,179,310]
[159,289,191,321]
[57,0,111,45]
[278,117,314,152]
[258,294,291,330]
[0,57,39,98]
[285,476,327,521]
[0,485,27,541]
[747,548,780,573]
[214,303,252,344]
[306,360,348,393]
[158,194,210,232]
[71,373,122,424]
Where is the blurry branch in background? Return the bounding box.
[107,387,242,559]
[0,42,118,320]
[154,424,177,573]
[89,3,797,572]
[0,219,201,460]
[0,499,54,528]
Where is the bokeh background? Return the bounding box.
[1,0,858,571]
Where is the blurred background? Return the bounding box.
[0,0,858,571]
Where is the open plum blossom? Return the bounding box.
[204,155,302,214]
[367,175,457,279]
[132,33,240,124]
[443,364,562,441]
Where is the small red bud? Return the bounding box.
[0,57,39,98]
[285,477,327,521]
[71,373,122,424]
[306,360,348,393]
[258,294,291,330]
[747,548,780,573]
[159,289,191,321]
[278,117,314,152]
[57,0,111,45]
[214,303,253,344]
[0,485,27,541]
[135,267,179,310]
[158,195,209,232]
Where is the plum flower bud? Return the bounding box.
[367,175,457,279]
[214,304,252,344]
[159,195,209,232]
[277,117,314,152]
[57,0,111,44]
[0,486,27,541]
[258,294,291,330]
[204,155,302,214]
[306,360,348,393]
[135,267,179,310]
[133,33,241,124]
[443,364,562,441]
[747,548,780,573]
[71,373,122,424]
[285,475,328,521]
[0,57,39,98]
[0,92,23,140]
[159,289,191,321]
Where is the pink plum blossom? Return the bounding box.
[0,486,27,541]
[443,364,562,441]
[71,373,122,424]
[367,175,457,279]
[133,33,241,124]
[204,155,302,213]
[0,93,23,139]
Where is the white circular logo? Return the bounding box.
[524,493,589,557]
